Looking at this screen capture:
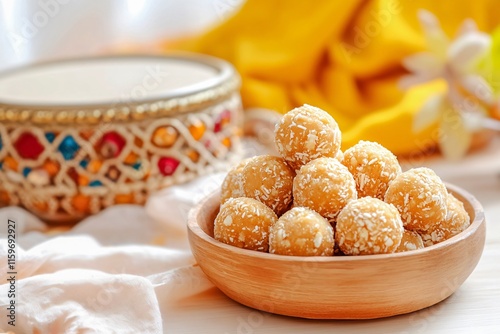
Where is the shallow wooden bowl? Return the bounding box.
[187,183,486,319]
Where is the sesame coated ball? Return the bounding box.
[384,167,447,231]
[336,197,404,255]
[215,104,467,258]
[335,149,344,163]
[269,207,334,256]
[274,104,341,171]
[343,140,401,200]
[241,155,295,216]
[395,230,425,253]
[214,197,278,252]
[220,158,251,204]
[419,193,470,247]
[293,157,357,221]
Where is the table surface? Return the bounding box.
[165,138,500,334]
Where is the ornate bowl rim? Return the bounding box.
[0,53,240,125]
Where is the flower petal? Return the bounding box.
[439,108,472,160]
[413,94,444,132]
[482,117,500,131]
[402,52,443,74]
[448,32,491,72]
[450,93,488,132]
[461,109,486,132]
[460,74,496,105]
[455,19,478,38]
[399,72,439,90]
[417,10,449,58]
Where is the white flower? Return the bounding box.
[400,10,496,159]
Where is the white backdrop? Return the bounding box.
[0,0,244,71]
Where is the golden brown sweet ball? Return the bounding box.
[293,157,357,221]
[274,104,341,171]
[336,197,404,255]
[343,140,401,200]
[335,149,344,163]
[395,230,425,253]
[241,155,295,216]
[419,193,470,247]
[384,167,448,231]
[220,158,251,204]
[269,207,334,256]
[214,197,278,252]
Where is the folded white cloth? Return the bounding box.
[0,173,224,334]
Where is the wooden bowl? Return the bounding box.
[187,183,486,319]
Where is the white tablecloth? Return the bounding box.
[1,137,499,334]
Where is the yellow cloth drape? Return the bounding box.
[177,0,500,155]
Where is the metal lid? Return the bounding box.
[0,53,239,125]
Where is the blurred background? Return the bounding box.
[1,0,499,158]
[0,0,243,71]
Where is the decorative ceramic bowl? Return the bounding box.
[187,183,486,319]
[0,54,243,223]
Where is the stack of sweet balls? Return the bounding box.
[214,105,470,256]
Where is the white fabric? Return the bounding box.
[0,137,271,333]
[0,0,244,72]
[0,173,223,334]
[0,137,499,333]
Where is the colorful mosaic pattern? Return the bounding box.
[0,94,243,222]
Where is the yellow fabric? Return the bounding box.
[177,0,500,155]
